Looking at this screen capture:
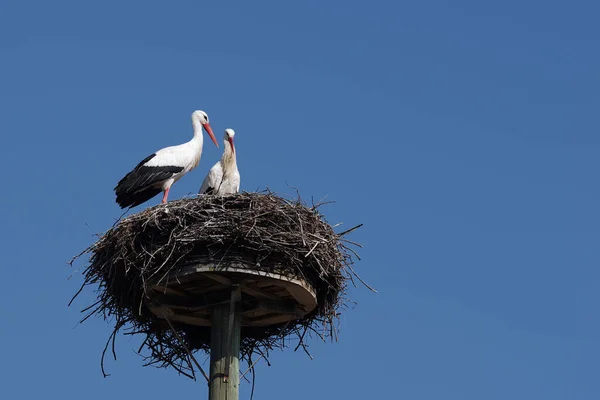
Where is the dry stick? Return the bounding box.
[148,230,178,280]
[78,301,103,324]
[293,326,310,352]
[79,299,102,315]
[155,250,192,286]
[100,323,121,378]
[343,244,363,261]
[240,372,251,384]
[249,361,257,400]
[112,208,130,228]
[67,246,96,280]
[240,354,264,381]
[301,344,314,360]
[176,344,197,381]
[100,332,115,377]
[330,315,339,342]
[298,213,306,246]
[164,317,210,383]
[68,282,87,307]
[244,218,258,239]
[163,325,201,381]
[307,324,327,342]
[345,268,358,288]
[341,238,363,248]
[170,362,195,380]
[345,263,378,293]
[137,336,149,354]
[140,244,156,260]
[304,242,320,258]
[254,347,271,366]
[338,223,364,237]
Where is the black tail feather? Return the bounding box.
[114,161,184,209]
[116,187,162,208]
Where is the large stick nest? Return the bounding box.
[70,191,367,379]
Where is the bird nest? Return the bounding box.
[69,191,368,379]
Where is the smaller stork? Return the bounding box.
[198,129,240,195]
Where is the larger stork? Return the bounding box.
[115,110,219,208]
[198,128,240,195]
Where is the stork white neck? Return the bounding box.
[189,110,218,150]
[221,129,237,168]
[192,115,205,142]
[222,138,237,167]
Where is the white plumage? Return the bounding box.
[198,129,240,195]
[114,110,219,208]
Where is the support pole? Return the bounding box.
[209,287,241,400]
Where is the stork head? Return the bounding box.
[224,129,236,154]
[192,110,218,147]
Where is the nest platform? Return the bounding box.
[148,262,317,327]
[70,192,364,378]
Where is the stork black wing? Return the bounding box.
[114,153,184,208]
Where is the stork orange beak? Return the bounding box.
[228,137,235,154]
[203,123,219,147]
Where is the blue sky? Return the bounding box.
[0,0,598,398]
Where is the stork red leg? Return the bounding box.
[162,186,170,204]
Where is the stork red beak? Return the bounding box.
[203,123,219,147]
[228,137,235,154]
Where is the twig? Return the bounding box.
[240,353,264,380]
[298,214,306,246]
[250,359,256,400]
[338,223,363,237]
[340,238,363,248]
[68,281,87,307]
[304,242,320,258]
[346,263,378,293]
[164,317,209,382]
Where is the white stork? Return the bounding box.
[198,129,240,195]
[114,110,219,208]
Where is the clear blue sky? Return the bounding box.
[0,0,597,398]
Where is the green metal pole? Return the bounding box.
[209,289,241,400]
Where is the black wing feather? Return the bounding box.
[114,153,184,208]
